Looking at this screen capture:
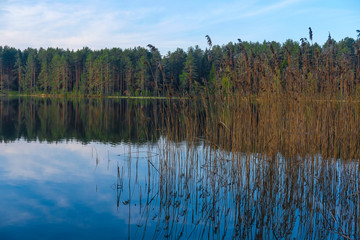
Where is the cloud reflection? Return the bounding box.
[0,140,138,232]
[0,140,116,182]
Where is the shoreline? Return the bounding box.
[1,92,360,103]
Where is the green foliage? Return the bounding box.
[180,50,198,93]
[221,75,231,91]
[38,59,49,92]
[208,64,216,88]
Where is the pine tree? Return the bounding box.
[24,49,37,93]
[180,49,197,93]
[13,50,24,93]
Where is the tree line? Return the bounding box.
[1,31,360,97]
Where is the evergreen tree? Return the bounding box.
[23,49,38,93]
[180,48,197,94]
[13,50,24,93]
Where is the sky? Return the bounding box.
[0,0,359,54]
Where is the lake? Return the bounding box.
[0,97,359,239]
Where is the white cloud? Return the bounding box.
[0,0,163,50]
[0,0,358,53]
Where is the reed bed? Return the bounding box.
[113,96,360,239]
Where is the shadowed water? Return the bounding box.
[0,97,359,239]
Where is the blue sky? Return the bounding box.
[0,0,359,54]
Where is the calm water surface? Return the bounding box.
[0,97,359,239]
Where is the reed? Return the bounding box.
[100,95,360,239]
[199,31,360,100]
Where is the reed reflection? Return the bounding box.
[114,144,359,239]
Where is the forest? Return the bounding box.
[0,30,360,98]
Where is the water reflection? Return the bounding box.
[0,97,359,239]
[0,141,142,238]
[114,141,360,239]
[0,97,181,144]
